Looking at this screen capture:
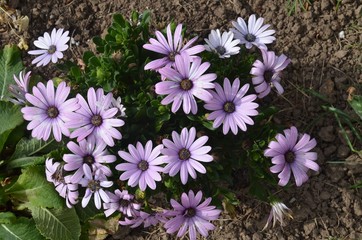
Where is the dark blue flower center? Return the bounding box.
[83,155,95,165]
[180,79,193,91]
[138,160,149,171]
[178,148,191,160]
[47,106,59,118]
[51,164,65,183]
[91,115,103,126]
[285,151,295,163]
[48,45,56,54]
[245,33,256,42]
[168,51,176,61]
[223,101,235,113]
[215,46,226,55]
[263,70,274,83]
[184,207,196,218]
[88,180,100,192]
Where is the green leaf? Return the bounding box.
[10,137,56,160]
[0,45,23,101]
[29,205,81,240]
[0,101,23,152]
[75,202,101,223]
[0,212,16,224]
[5,166,64,208]
[0,217,45,240]
[7,156,45,169]
[349,95,362,120]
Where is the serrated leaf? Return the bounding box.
[29,205,81,240]
[7,156,45,169]
[0,45,23,101]
[5,166,64,208]
[75,202,101,223]
[349,95,362,120]
[10,137,56,160]
[0,217,44,240]
[0,101,23,152]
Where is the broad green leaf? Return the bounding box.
[29,205,81,240]
[0,45,23,101]
[0,217,44,240]
[5,166,64,208]
[75,202,101,222]
[0,101,23,152]
[7,156,45,169]
[0,212,16,224]
[349,95,362,120]
[10,137,56,161]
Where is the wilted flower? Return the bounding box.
[164,190,221,240]
[204,29,240,58]
[119,211,166,228]
[28,28,70,66]
[156,53,216,114]
[264,126,319,187]
[250,49,291,98]
[45,158,79,208]
[9,70,31,105]
[65,88,124,147]
[263,201,293,230]
[231,14,275,50]
[79,165,113,209]
[103,189,141,217]
[143,23,204,71]
[116,140,164,191]
[204,78,258,134]
[63,138,116,183]
[111,96,126,117]
[161,127,213,184]
[21,80,79,142]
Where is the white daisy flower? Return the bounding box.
[204,29,240,58]
[263,201,293,230]
[231,14,276,50]
[28,28,70,67]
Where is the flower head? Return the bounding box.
[21,80,79,142]
[263,201,293,230]
[119,211,166,228]
[45,158,79,208]
[204,78,258,134]
[164,190,221,240]
[204,29,240,58]
[28,28,70,66]
[250,49,291,98]
[63,138,116,183]
[116,140,164,191]
[79,165,113,209]
[143,23,205,71]
[264,126,319,187]
[231,14,275,50]
[156,53,216,114]
[9,70,31,105]
[65,88,124,147]
[111,96,126,117]
[103,189,141,217]
[161,127,213,184]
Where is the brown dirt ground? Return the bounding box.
[1,0,362,239]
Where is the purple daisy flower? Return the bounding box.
[264,126,319,187]
[143,23,205,71]
[119,211,166,228]
[79,165,113,209]
[63,137,116,183]
[164,190,221,240]
[116,140,164,191]
[204,78,259,135]
[45,158,79,208]
[161,127,213,184]
[250,49,291,98]
[231,14,275,50]
[28,28,70,67]
[21,80,79,142]
[103,189,141,217]
[9,70,31,105]
[65,88,124,147]
[156,53,216,114]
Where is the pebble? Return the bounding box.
[337,145,350,158]
[318,126,336,142]
[334,50,348,59]
[321,0,330,11]
[354,200,362,216]
[303,222,316,235]
[324,145,337,156]
[320,191,331,200]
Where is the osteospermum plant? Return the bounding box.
[0,10,319,240]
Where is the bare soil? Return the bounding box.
[1,0,362,239]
